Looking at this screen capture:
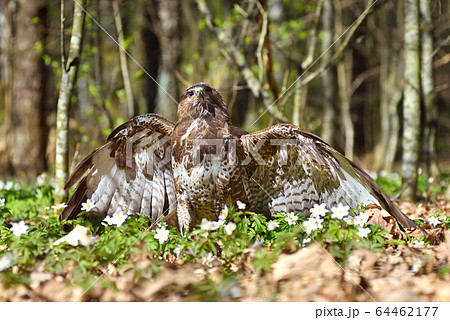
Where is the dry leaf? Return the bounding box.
[53,225,95,247]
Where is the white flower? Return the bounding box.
[344,215,356,226]
[303,218,317,235]
[210,221,221,230]
[285,212,299,226]
[300,237,311,247]
[413,240,425,245]
[36,173,47,186]
[267,221,279,231]
[219,206,228,220]
[224,221,237,235]
[200,218,215,231]
[331,203,350,220]
[355,212,370,227]
[80,199,95,212]
[309,203,328,217]
[112,211,128,227]
[427,216,442,227]
[411,258,423,273]
[4,181,13,191]
[215,219,226,228]
[312,216,324,229]
[357,227,371,238]
[10,221,29,237]
[0,198,5,207]
[154,226,170,244]
[102,216,115,226]
[51,203,68,210]
[250,240,263,251]
[202,252,215,268]
[0,181,4,190]
[156,221,167,228]
[174,245,182,257]
[0,255,13,272]
[236,201,246,210]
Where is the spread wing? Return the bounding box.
[61,114,177,224]
[240,124,426,235]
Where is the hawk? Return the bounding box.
[62,82,426,236]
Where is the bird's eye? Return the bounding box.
[188,91,194,97]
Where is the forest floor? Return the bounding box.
[0,177,449,302]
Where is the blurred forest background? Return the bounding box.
[0,0,449,201]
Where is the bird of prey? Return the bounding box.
[61,82,426,236]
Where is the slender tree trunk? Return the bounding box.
[292,78,303,128]
[0,0,47,180]
[92,0,113,129]
[401,0,421,201]
[139,8,160,114]
[337,50,354,159]
[113,0,136,118]
[320,0,337,145]
[54,0,86,204]
[336,1,354,159]
[374,47,390,173]
[294,0,322,129]
[374,52,402,174]
[384,56,403,175]
[419,0,439,179]
[156,0,181,121]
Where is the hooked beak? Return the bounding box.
[196,87,205,101]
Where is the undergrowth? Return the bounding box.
[0,173,448,300]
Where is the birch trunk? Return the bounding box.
[54,0,86,203]
[420,0,439,178]
[401,0,421,201]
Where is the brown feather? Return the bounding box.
[62,83,427,238]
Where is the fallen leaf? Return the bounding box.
[53,225,95,247]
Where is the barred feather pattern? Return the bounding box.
[61,114,176,223]
[62,83,427,237]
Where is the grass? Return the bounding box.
[0,173,448,300]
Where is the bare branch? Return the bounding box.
[301,0,376,86]
[196,0,287,122]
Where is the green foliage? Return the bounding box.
[0,179,448,298]
[376,172,449,197]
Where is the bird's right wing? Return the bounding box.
[61,114,177,224]
[240,124,427,237]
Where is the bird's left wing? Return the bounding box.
[61,114,177,224]
[240,124,426,235]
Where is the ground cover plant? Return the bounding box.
[0,174,449,301]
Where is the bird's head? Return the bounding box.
[177,82,230,122]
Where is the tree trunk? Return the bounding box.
[54,0,86,204]
[383,57,403,175]
[419,0,439,179]
[372,1,402,175]
[0,0,47,180]
[335,0,354,160]
[140,8,160,114]
[155,0,181,121]
[113,0,136,118]
[374,52,402,175]
[320,0,337,145]
[337,50,354,159]
[401,0,421,201]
